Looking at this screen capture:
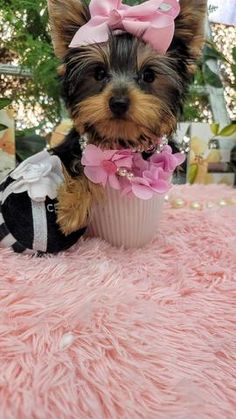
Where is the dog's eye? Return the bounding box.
[142,69,155,83]
[94,66,107,81]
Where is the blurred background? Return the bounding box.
[0,0,235,183]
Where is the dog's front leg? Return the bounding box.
[56,169,103,236]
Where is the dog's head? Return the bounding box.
[48,0,206,151]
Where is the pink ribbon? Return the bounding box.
[69,0,180,54]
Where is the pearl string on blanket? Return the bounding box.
[166,196,236,210]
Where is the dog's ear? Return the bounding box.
[47,0,90,58]
[171,0,207,62]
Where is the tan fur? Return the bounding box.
[74,85,175,149]
[175,0,207,60]
[56,168,104,236]
[47,0,89,58]
[57,64,66,76]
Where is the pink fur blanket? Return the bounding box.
[0,184,236,418]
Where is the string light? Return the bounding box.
[211,23,236,121]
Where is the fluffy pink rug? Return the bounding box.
[0,184,236,419]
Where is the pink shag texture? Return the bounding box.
[0,184,236,419]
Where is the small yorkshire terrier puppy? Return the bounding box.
[49,0,207,236]
[0,0,206,254]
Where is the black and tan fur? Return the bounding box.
[48,0,207,235]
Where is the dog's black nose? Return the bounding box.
[109,96,130,116]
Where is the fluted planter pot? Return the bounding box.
[87,187,165,249]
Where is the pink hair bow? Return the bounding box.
[69,0,180,54]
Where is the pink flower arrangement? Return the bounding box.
[82,144,185,200]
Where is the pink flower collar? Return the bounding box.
[82,145,185,200]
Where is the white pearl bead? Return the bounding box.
[190,201,202,210]
[206,201,215,209]
[127,172,134,180]
[118,168,128,177]
[229,197,236,205]
[218,199,228,207]
[171,198,186,209]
